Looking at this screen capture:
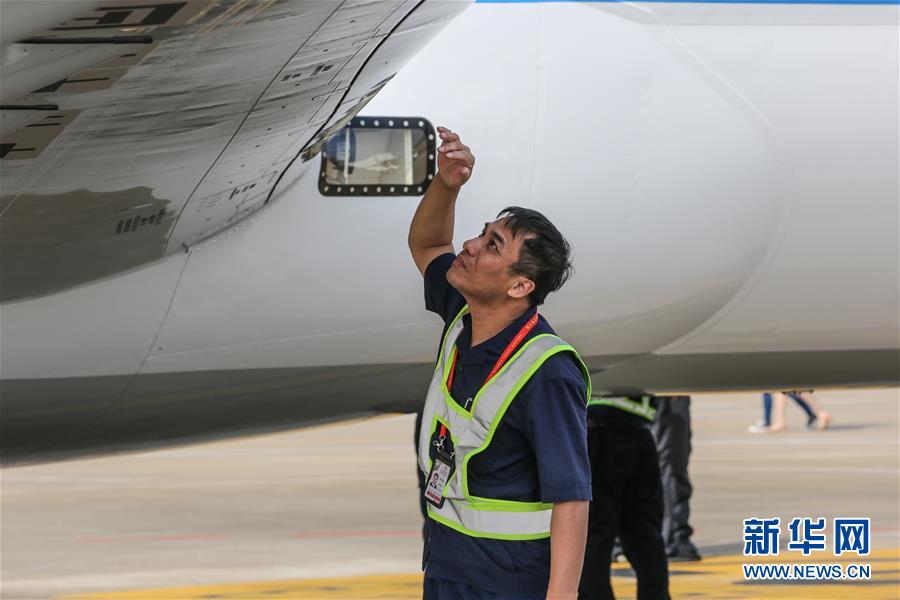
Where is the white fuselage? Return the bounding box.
[5,1,896,375]
[1,0,897,462]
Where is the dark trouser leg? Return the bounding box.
[580,424,627,600]
[652,396,694,550]
[620,428,670,600]
[786,392,817,422]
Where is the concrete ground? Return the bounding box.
[1,387,897,599]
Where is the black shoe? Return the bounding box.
[666,541,701,562]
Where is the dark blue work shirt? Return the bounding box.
[422,253,592,597]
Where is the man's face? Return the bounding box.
[447,218,533,305]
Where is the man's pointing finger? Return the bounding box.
[438,142,467,153]
[443,151,471,160]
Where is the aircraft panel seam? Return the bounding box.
[259,0,429,210]
[642,14,796,354]
[103,251,194,414]
[166,1,347,250]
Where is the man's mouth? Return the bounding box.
[453,256,465,269]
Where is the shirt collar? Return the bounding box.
[457,306,538,366]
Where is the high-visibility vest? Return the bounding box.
[586,395,656,421]
[418,306,591,540]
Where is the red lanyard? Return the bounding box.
[439,311,538,438]
[444,310,539,419]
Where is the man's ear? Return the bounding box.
[508,278,535,300]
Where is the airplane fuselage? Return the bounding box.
[2,0,897,463]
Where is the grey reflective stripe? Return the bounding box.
[439,308,466,367]
[417,308,467,475]
[587,396,656,420]
[456,335,571,490]
[418,306,585,538]
[428,498,551,538]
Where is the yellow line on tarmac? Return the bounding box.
[62,548,899,600]
[611,547,899,600]
[63,574,423,600]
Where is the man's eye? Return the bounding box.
[488,240,497,249]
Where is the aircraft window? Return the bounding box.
[319,116,435,196]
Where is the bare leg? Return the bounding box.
[800,391,831,430]
[769,392,787,432]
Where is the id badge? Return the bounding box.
[424,452,453,508]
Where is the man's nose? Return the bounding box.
[462,238,478,255]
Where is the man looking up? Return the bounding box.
[409,127,592,600]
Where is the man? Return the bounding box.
[409,127,591,600]
[580,396,670,600]
[653,396,701,562]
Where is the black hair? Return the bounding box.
[497,206,573,306]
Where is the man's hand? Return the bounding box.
[408,126,473,274]
[436,126,475,189]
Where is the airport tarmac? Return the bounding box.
[1,387,898,599]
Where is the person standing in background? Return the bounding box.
[653,396,701,562]
[580,395,671,600]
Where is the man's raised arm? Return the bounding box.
[408,127,475,275]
